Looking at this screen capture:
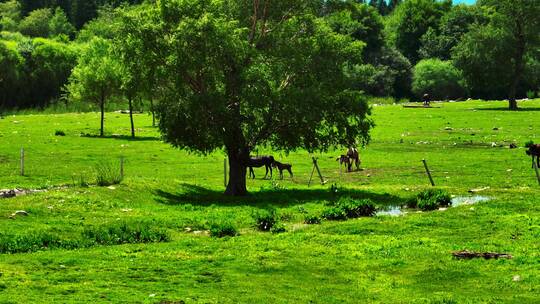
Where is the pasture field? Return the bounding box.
[0,100,539,303]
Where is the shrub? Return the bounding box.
[336,197,376,218]
[270,223,287,234]
[83,222,170,245]
[55,130,66,136]
[0,232,76,254]
[0,222,170,254]
[322,206,347,221]
[252,209,278,231]
[412,59,468,100]
[304,214,322,225]
[416,189,452,211]
[209,222,238,238]
[95,160,123,186]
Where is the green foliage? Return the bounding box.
[453,0,540,107]
[0,222,169,254]
[127,0,373,195]
[209,221,238,238]
[270,223,287,234]
[322,206,348,221]
[19,8,53,37]
[386,0,451,64]
[419,4,489,61]
[67,37,121,136]
[95,160,123,186]
[412,59,468,100]
[0,232,74,254]
[304,214,322,225]
[0,41,23,108]
[336,197,376,218]
[326,3,384,61]
[83,221,170,245]
[49,7,76,38]
[0,0,21,32]
[416,189,452,211]
[252,209,278,232]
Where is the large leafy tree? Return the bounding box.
[0,42,23,109]
[453,0,540,109]
[124,0,373,196]
[419,4,488,60]
[385,0,451,64]
[67,37,121,136]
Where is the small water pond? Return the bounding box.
[376,195,491,217]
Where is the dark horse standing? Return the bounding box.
[346,147,361,172]
[246,156,274,179]
[526,144,540,168]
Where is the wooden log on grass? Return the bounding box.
[452,250,513,260]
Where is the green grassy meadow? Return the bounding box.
[0,100,539,303]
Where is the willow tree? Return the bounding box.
[132,0,373,195]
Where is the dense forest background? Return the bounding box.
[0,0,539,111]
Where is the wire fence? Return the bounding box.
[1,146,539,191]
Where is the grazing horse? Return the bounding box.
[272,161,293,179]
[526,144,540,168]
[246,156,274,179]
[337,155,350,171]
[346,147,361,172]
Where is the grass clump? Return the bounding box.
[415,189,452,211]
[304,214,322,225]
[336,197,376,218]
[95,161,123,186]
[0,232,79,254]
[83,221,170,245]
[209,221,238,238]
[322,206,348,221]
[55,130,66,136]
[270,223,287,234]
[252,209,278,231]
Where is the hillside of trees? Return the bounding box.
[1,0,539,112]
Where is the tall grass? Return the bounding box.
[0,222,170,254]
[95,160,123,186]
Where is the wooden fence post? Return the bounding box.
[422,159,435,186]
[308,157,326,187]
[224,158,228,188]
[120,156,124,179]
[533,159,540,186]
[20,148,24,176]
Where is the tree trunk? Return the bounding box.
[149,97,156,127]
[224,149,248,196]
[509,21,525,111]
[508,54,522,110]
[128,97,135,138]
[100,94,105,137]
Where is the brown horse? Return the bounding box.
[246,156,274,179]
[272,161,293,179]
[526,144,540,168]
[346,147,361,172]
[337,155,350,171]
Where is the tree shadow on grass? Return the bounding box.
[474,107,540,112]
[80,134,161,142]
[154,183,407,208]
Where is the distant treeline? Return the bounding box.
[1,0,142,29]
[1,0,539,112]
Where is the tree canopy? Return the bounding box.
[120,0,373,195]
